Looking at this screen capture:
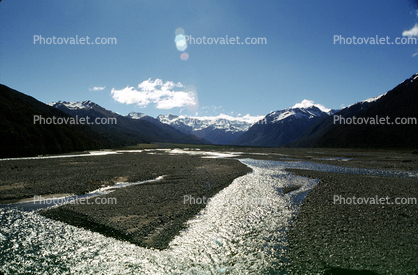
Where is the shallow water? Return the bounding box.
[1,157,416,274]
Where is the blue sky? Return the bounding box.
[1,0,418,119]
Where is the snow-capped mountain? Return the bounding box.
[48,100,92,110]
[48,101,208,145]
[157,114,264,145]
[48,100,118,113]
[233,100,334,147]
[268,100,333,124]
[158,114,263,132]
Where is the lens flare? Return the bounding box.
[180,52,189,60]
[175,28,187,51]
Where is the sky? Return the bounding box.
[1,0,418,119]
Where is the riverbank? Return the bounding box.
[285,169,418,274]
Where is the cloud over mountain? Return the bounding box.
[111,79,198,110]
[292,99,331,113]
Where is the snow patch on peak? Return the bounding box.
[158,113,264,132]
[274,110,295,122]
[48,100,95,110]
[292,99,331,113]
[362,93,385,103]
[186,113,264,125]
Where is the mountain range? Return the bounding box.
[1,72,417,157]
[46,101,335,148]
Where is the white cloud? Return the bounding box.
[402,24,418,56]
[89,86,106,91]
[402,23,418,37]
[111,79,199,110]
[292,99,331,112]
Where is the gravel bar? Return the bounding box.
[286,169,418,275]
[0,152,251,250]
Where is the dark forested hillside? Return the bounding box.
[314,74,418,148]
[0,84,104,158]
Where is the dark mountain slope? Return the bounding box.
[314,73,418,148]
[0,84,103,158]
